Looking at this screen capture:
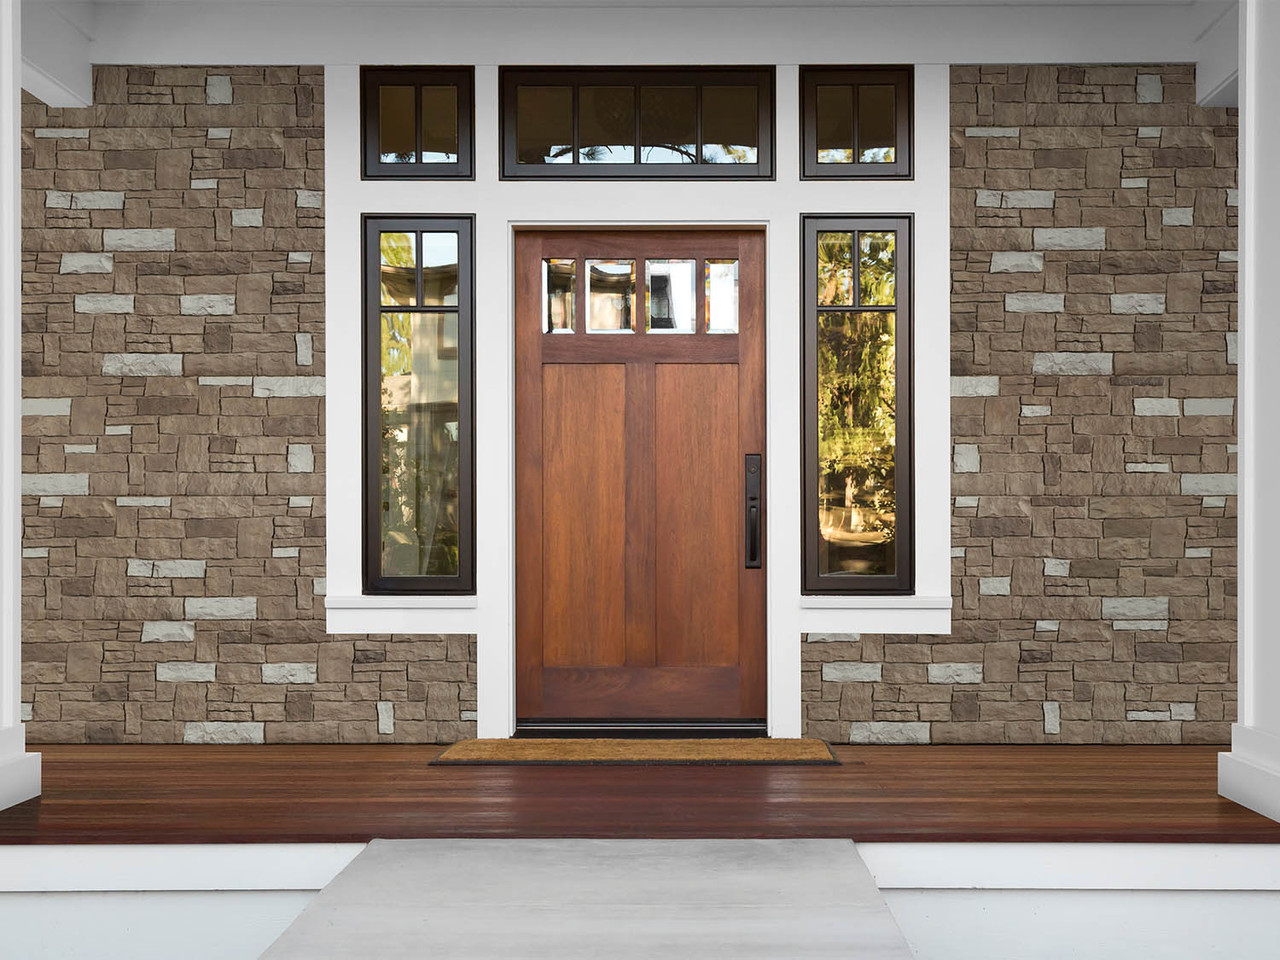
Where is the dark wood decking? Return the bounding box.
[1,744,1278,844]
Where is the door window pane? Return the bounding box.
[421,233,459,306]
[640,86,697,163]
[380,232,416,306]
[816,311,897,577]
[705,259,739,333]
[816,85,854,164]
[858,85,897,163]
[379,311,462,578]
[586,260,635,332]
[421,85,459,163]
[816,232,855,306]
[543,259,576,333]
[646,260,696,333]
[579,86,635,163]
[517,86,574,164]
[859,232,896,306]
[701,86,759,164]
[379,85,416,164]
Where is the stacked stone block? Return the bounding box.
[804,65,1237,745]
[20,67,477,744]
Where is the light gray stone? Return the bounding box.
[976,189,1002,208]
[180,294,236,316]
[1227,188,1239,208]
[22,548,49,559]
[804,633,861,643]
[1034,227,1106,250]
[75,294,134,314]
[296,333,313,366]
[21,704,32,721]
[1162,207,1193,227]
[1005,292,1064,313]
[102,353,183,377]
[154,559,208,578]
[1184,397,1234,416]
[117,496,171,507]
[1113,620,1169,631]
[313,577,327,596]
[184,722,264,745]
[185,597,258,620]
[207,127,231,139]
[72,191,125,210]
[1170,702,1197,721]
[928,663,983,684]
[191,179,218,190]
[262,662,318,684]
[978,577,1011,596]
[1138,126,1162,139]
[1219,251,1239,263]
[60,252,114,274]
[157,662,218,683]
[105,425,132,435]
[288,252,312,264]
[965,127,1019,138]
[35,128,88,138]
[142,621,196,643]
[1111,293,1165,315]
[44,190,70,208]
[848,722,930,744]
[1043,701,1061,735]
[289,496,314,508]
[288,443,315,473]
[103,228,176,251]
[1127,710,1171,722]
[39,497,63,508]
[199,376,253,386]
[1021,404,1051,417]
[296,190,323,208]
[1043,558,1070,577]
[1125,462,1170,473]
[1032,352,1113,375]
[377,701,395,735]
[950,376,999,397]
[1134,397,1180,416]
[1121,177,1149,188]
[1227,332,1238,365]
[953,496,979,508]
[1035,620,1060,632]
[990,251,1044,273]
[950,547,966,558]
[1181,473,1236,496]
[272,546,300,558]
[62,444,95,454]
[821,662,882,683]
[1002,190,1055,209]
[206,75,233,104]
[1136,74,1163,103]
[953,443,980,473]
[232,207,264,227]
[254,376,326,397]
[22,397,72,417]
[1202,496,1227,508]
[126,559,155,577]
[21,473,89,496]
[1185,547,1213,559]
[1102,596,1170,619]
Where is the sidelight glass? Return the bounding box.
[378,86,417,164]
[543,259,576,332]
[816,311,897,577]
[816,232,855,306]
[640,86,697,163]
[705,259,739,333]
[646,260,696,333]
[859,232,896,306]
[701,86,759,164]
[816,85,854,164]
[380,232,417,306]
[420,85,459,163]
[579,86,635,163]
[517,86,574,164]
[421,233,459,306]
[586,260,635,332]
[379,311,462,579]
[858,85,897,163]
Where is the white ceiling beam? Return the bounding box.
[21,0,92,107]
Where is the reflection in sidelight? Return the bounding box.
[421,233,459,306]
[380,232,416,306]
[816,311,896,577]
[859,232,896,306]
[586,260,635,331]
[816,232,855,306]
[640,86,697,163]
[858,85,897,163]
[380,311,462,578]
[579,86,635,163]
[516,86,574,164]
[543,259,576,332]
[646,260,696,332]
[705,259,739,333]
[379,86,416,164]
[816,85,854,164]
[702,86,759,163]
[420,85,459,163]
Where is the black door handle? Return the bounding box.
[745,454,762,569]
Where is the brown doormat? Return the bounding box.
[431,738,838,766]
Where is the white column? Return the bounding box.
[0,0,41,811]
[1220,0,1280,821]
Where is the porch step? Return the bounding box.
[262,838,914,959]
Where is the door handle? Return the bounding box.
[745,454,762,569]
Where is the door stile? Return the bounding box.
[625,361,658,667]
[737,231,768,716]
[514,233,545,716]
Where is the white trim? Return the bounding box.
[1220,725,1280,823]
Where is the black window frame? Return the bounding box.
[361,67,475,180]
[800,66,913,180]
[500,66,775,181]
[363,214,476,595]
[802,214,914,595]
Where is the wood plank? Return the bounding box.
[541,335,738,364]
[624,362,657,668]
[539,666,740,718]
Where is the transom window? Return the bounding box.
[800,67,913,180]
[802,215,913,594]
[362,67,474,179]
[501,67,774,180]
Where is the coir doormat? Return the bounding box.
[430,738,839,766]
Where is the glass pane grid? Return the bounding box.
[645,259,696,333]
[585,259,635,332]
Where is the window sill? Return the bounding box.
[324,594,479,635]
[799,594,951,609]
[798,594,952,635]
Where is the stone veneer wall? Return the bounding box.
[20,67,476,744]
[804,64,1238,744]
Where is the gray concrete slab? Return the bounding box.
[262,838,914,959]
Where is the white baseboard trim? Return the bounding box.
[1219,724,1280,824]
[0,751,40,813]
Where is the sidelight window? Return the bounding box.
[364,215,475,594]
[362,67,474,179]
[800,67,912,180]
[803,215,913,594]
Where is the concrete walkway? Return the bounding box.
[263,838,914,959]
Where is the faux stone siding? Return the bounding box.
[805,65,1238,745]
[20,67,477,744]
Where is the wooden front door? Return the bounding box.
[515,229,766,732]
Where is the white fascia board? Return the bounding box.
[1195,1,1240,107]
[20,1,92,108]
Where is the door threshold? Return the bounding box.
[514,719,768,739]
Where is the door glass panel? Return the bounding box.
[379,85,416,164]
[379,311,462,578]
[640,86,697,164]
[543,259,576,333]
[421,233,459,306]
[816,311,897,577]
[646,260,696,333]
[380,232,416,306]
[585,260,635,332]
[701,86,759,164]
[816,232,854,306]
[516,86,574,164]
[705,259,739,333]
[421,85,459,163]
[859,231,896,307]
[816,85,854,164]
[858,85,897,163]
[579,86,635,163]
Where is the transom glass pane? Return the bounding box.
[517,86,573,164]
[858,85,897,163]
[646,260,696,333]
[816,311,897,577]
[421,85,459,163]
[816,232,855,306]
[586,260,635,332]
[379,85,416,164]
[701,86,759,164]
[816,85,854,164]
[421,233,459,306]
[705,259,739,333]
[579,86,635,163]
[543,259,576,333]
[640,86,697,164]
[379,311,462,578]
[859,232,896,306]
[380,232,416,306]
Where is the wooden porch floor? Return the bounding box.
[1,744,1278,844]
